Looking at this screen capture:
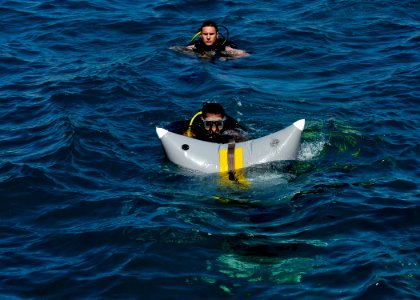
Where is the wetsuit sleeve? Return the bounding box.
[221,116,248,142]
[190,40,208,53]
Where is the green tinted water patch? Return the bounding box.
[326,119,362,158]
[352,180,375,188]
[319,163,358,173]
[213,236,327,285]
[213,195,260,208]
[288,161,317,175]
[301,119,362,160]
[297,120,364,178]
[186,255,314,296]
[301,126,320,140]
[127,226,209,244]
[216,253,315,284]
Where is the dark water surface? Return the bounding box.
[1,0,419,299]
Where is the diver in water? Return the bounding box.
[184,103,248,143]
[182,20,250,60]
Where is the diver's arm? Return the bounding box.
[170,45,196,55]
[223,46,250,59]
[222,129,248,142]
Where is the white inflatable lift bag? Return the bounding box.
[156,119,305,174]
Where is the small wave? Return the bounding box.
[299,140,326,161]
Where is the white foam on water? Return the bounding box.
[298,139,327,161]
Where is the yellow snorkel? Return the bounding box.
[186,111,202,137]
[191,31,201,42]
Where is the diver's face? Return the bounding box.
[203,113,224,134]
[201,26,218,46]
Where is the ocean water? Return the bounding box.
[1,0,419,299]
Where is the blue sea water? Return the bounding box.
[1,0,419,298]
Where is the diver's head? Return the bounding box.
[202,103,226,134]
[200,20,219,32]
[199,20,219,46]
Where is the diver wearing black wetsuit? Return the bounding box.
[184,20,249,59]
[187,38,237,57]
[188,103,247,144]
